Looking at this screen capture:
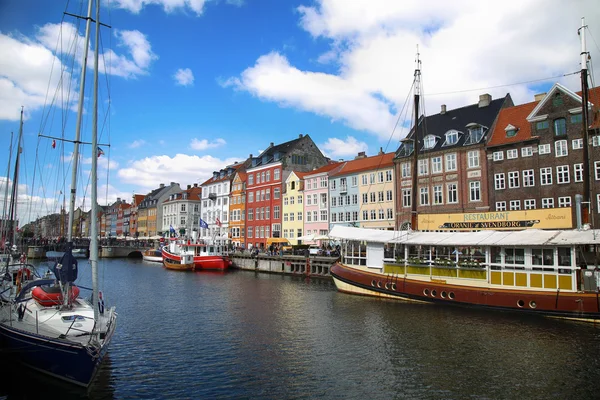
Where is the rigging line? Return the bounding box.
[426,71,580,96]
[587,27,600,57]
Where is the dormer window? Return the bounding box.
[397,141,414,157]
[505,124,518,138]
[443,130,459,146]
[423,135,436,150]
[464,124,485,145]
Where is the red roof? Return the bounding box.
[303,161,343,177]
[487,101,538,147]
[330,153,394,177]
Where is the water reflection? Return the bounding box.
[1,259,599,399]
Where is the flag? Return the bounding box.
[97,146,105,158]
[216,217,222,227]
[169,224,176,234]
[52,139,56,149]
[199,219,208,229]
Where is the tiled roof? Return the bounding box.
[396,95,510,157]
[330,153,395,177]
[577,86,600,129]
[303,161,344,177]
[201,163,243,186]
[487,101,538,147]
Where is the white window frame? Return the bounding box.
[508,171,520,189]
[540,167,553,186]
[469,181,481,202]
[521,147,533,157]
[555,140,568,157]
[445,153,457,171]
[524,199,536,210]
[509,200,521,211]
[496,201,506,211]
[523,169,535,187]
[493,151,504,161]
[557,165,570,184]
[538,144,551,155]
[467,150,479,168]
[494,173,505,190]
[507,149,518,159]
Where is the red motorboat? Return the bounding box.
[162,238,231,271]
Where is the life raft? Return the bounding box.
[32,285,80,307]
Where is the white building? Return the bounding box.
[161,184,202,237]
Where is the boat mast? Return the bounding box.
[67,0,94,245]
[410,49,422,231]
[90,0,101,322]
[1,132,13,249]
[579,17,591,224]
[9,108,24,247]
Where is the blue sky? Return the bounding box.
[1,0,599,225]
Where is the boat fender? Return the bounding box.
[20,253,26,264]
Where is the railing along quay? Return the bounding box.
[229,252,338,279]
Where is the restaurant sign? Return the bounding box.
[418,208,573,231]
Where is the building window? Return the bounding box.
[540,167,553,185]
[401,163,411,178]
[558,196,571,208]
[423,135,436,149]
[493,151,504,161]
[509,200,521,210]
[538,144,551,155]
[536,120,549,130]
[447,183,458,204]
[362,211,368,221]
[595,161,600,180]
[571,113,582,124]
[418,159,429,176]
[361,175,367,185]
[521,147,533,157]
[507,149,518,159]
[248,174,254,185]
[572,139,583,149]
[444,130,459,146]
[574,163,583,182]
[320,210,328,221]
[402,189,411,207]
[370,210,376,220]
[467,151,479,168]
[496,201,506,211]
[274,206,280,219]
[523,170,535,187]
[420,187,429,205]
[554,118,567,136]
[506,129,517,138]
[370,193,376,203]
[385,170,392,181]
[524,199,536,210]
[556,165,570,184]
[495,173,505,190]
[352,194,358,205]
[508,171,520,188]
[445,153,457,171]
[542,198,554,208]
[433,185,443,205]
[431,157,442,174]
[555,140,568,157]
[469,181,481,202]
[467,126,484,144]
[274,169,280,180]
[593,136,600,147]
[378,171,384,183]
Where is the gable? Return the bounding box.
[526,83,584,122]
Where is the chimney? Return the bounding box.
[378,147,383,155]
[170,182,176,186]
[194,183,198,187]
[270,142,274,147]
[160,183,165,188]
[299,133,303,138]
[117,197,121,202]
[478,94,491,108]
[441,104,447,114]
[534,92,547,102]
[187,185,191,189]
[355,151,367,159]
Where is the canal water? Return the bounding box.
[2,258,600,399]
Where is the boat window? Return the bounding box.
[532,248,554,266]
[343,241,367,266]
[505,248,525,265]
[62,316,85,322]
[558,247,572,266]
[491,247,502,264]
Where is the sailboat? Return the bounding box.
[0,0,117,387]
[329,19,600,322]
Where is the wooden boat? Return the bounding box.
[329,226,600,322]
[162,231,231,271]
[164,252,194,271]
[142,248,163,263]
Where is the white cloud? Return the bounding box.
[320,136,368,159]
[0,23,157,121]
[129,140,146,148]
[174,68,195,86]
[113,0,207,16]
[190,138,226,150]
[117,153,241,190]
[226,0,600,142]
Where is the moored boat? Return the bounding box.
[162,231,231,271]
[163,252,195,271]
[142,248,163,263]
[329,226,600,322]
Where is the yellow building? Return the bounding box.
[358,153,396,229]
[282,171,306,244]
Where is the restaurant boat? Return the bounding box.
[329,227,600,322]
[162,231,231,271]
